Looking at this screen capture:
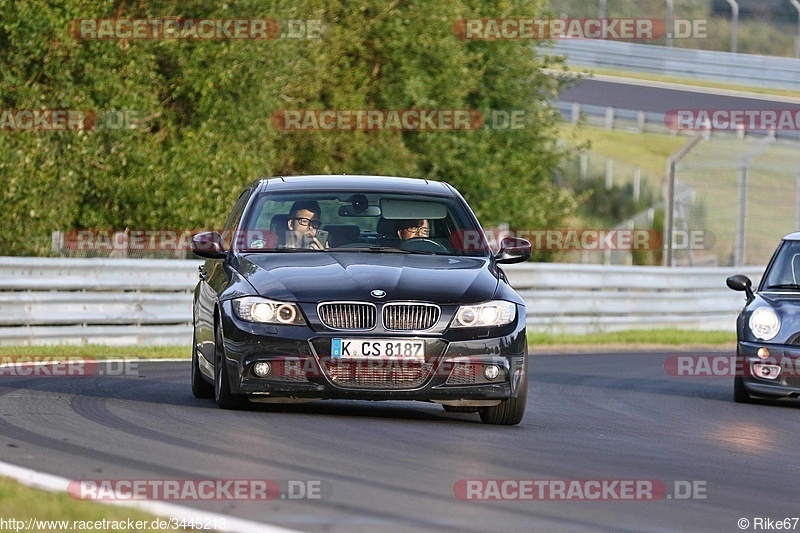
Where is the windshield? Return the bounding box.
[762,240,800,290]
[236,191,491,257]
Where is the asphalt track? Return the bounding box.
[559,78,800,114]
[1,354,799,532]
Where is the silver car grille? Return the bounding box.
[382,303,440,331]
[318,302,376,330]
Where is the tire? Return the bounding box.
[213,323,248,410]
[479,366,528,426]
[733,375,753,404]
[442,405,479,413]
[191,329,214,399]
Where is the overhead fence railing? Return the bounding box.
[0,257,761,344]
[552,40,800,91]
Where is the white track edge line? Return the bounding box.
[0,460,302,533]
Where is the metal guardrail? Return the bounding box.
[552,40,800,91]
[503,262,762,333]
[0,258,200,346]
[0,257,762,344]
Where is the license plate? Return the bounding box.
[331,339,425,360]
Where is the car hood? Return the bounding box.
[235,252,499,304]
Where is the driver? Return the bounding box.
[396,219,430,241]
[286,200,327,250]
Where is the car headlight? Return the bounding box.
[749,307,780,341]
[232,297,306,325]
[451,301,516,328]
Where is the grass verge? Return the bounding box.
[0,330,735,361]
[0,476,167,532]
[0,345,188,359]
[558,123,686,181]
[529,328,735,347]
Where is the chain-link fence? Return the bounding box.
[672,135,800,267]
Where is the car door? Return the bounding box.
[195,187,253,366]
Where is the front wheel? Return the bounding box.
[191,330,214,399]
[733,375,753,404]
[213,324,248,410]
[479,366,528,425]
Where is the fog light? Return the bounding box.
[483,365,500,380]
[253,362,271,377]
[757,347,770,359]
[753,363,780,380]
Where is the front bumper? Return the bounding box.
[738,341,800,399]
[216,301,527,402]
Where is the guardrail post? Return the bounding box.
[625,219,635,265]
[604,106,614,130]
[791,0,800,58]
[51,231,64,256]
[571,102,581,125]
[735,166,747,267]
[633,167,641,202]
[580,152,588,180]
[605,158,613,189]
[665,0,674,47]
[637,110,646,132]
[796,176,800,230]
[725,0,739,53]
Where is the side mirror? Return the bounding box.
[192,231,227,259]
[494,237,532,264]
[726,274,754,301]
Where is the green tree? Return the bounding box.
[0,0,578,256]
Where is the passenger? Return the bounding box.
[396,219,430,241]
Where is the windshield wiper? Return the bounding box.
[765,283,800,290]
[326,245,432,255]
[241,248,312,253]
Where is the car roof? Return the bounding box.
[250,175,455,197]
[784,232,800,241]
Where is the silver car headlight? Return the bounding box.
[232,297,306,325]
[749,307,780,341]
[451,301,516,328]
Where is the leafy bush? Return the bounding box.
[0,0,580,256]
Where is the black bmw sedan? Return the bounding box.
[190,175,532,425]
[728,231,800,403]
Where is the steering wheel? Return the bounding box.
[399,237,451,253]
